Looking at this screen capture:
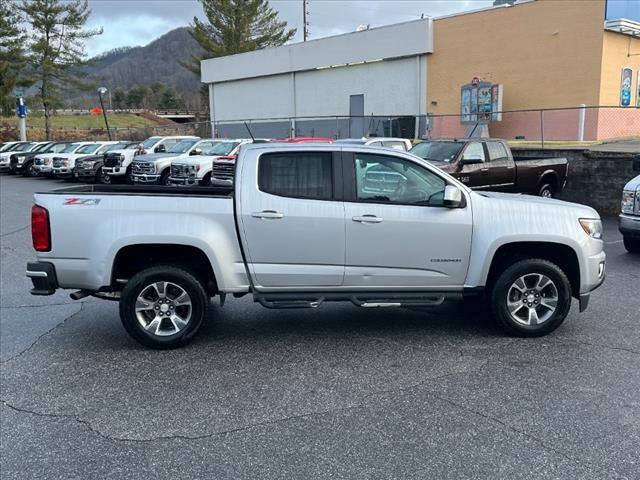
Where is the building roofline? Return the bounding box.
[433,0,536,22]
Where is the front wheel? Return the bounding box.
[119,266,208,349]
[490,258,572,337]
[623,236,640,254]
[159,170,170,186]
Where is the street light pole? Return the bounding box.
[97,87,112,140]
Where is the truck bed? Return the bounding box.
[38,184,234,197]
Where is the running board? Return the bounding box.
[254,292,455,310]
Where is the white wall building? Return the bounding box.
[200,18,433,138]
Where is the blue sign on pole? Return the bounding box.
[16,97,26,118]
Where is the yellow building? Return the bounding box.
[427,0,640,140]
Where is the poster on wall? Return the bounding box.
[620,67,633,106]
[491,84,503,121]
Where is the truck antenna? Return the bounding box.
[243,122,255,141]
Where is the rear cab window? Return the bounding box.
[258,152,333,200]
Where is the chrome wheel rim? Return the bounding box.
[135,281,192,337]
[506,274,558,326]
[541,188,552,198]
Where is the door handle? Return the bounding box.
[506,166,515,170]
[352,215,383,224]
[252,210,284,219]
[480,168,489,172]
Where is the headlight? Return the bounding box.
[621,190,636,214]
[579,218,602,239]
[45,159,51,165]
[63,160,69,166]
[17,155,26,164]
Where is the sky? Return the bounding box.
[84,0,495,57]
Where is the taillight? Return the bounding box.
[31,205,51,252]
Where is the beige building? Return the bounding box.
[428,0,640,140]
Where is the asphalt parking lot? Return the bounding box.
[1,174,639,479]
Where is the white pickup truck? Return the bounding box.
[27,143,606,349]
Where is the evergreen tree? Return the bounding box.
[183,0,296,76]
[20,0,102,138]
[0,0,27,116]
[112,89,126,110]
[158,88,182,110]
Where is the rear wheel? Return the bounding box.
[490,258,571,337]
[538,183,554,198]
[119,266,207,349]
[623,236,640,254]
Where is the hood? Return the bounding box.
[136,152,177,163]
[478,191,599,217]
[624,174,640,191]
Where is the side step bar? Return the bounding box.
[254,292,459,309]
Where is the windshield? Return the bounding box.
[44,143,71,154]
[409,141,464,163]
[12,142,35,152]
[142,137,162,149]
[76,144,101,154]
[204,142,239,156]
[168,140,199,154]
[60,143,83,153]
[32,143,52,152]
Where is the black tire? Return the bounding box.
[94,167,103,184]
[22,162,34,177]
[623,236,640,254]
[200,172,211,186]
[159,169,170,186]
[490,258,572,337]
[538,183,554,198]
[100,171,112,184]
[119,266,208,349]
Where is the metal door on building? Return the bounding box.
[349,94,364,138]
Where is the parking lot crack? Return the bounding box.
[422,391,624,479]
[0,303,84,365]
[0,225,28,238]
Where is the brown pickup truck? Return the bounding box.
[410,138,568,197]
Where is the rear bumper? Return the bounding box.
[619,213,640,238]
[27,262,59,295]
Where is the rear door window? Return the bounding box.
[258,152,333,200]
[486,142,509,162]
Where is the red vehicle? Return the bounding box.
[273,137,335,143]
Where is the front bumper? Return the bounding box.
[27,262,59,295]
[131,173,160,184]
[52,168,73,177]
[619,213,640,238]
[35,165,53,174]
[102,166,126,176]
[74,166,100,180]
[0,162,10,172]
[578,249,606,312]
[211,177,233,188]
[10,161,28,173]
[169,176,199,186]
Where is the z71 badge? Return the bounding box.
[63,197,101,206]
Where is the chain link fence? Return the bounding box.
[2,106,638,147]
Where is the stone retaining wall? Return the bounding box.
[511,148,640,215]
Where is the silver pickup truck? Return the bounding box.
[27,143,606,349]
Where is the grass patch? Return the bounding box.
[0,113,162,129]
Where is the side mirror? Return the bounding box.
[461,155,483,165]
[155,144,166,153]
[443,185,463,208]
[190,148,202,156]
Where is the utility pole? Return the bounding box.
[303,0,309,41]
